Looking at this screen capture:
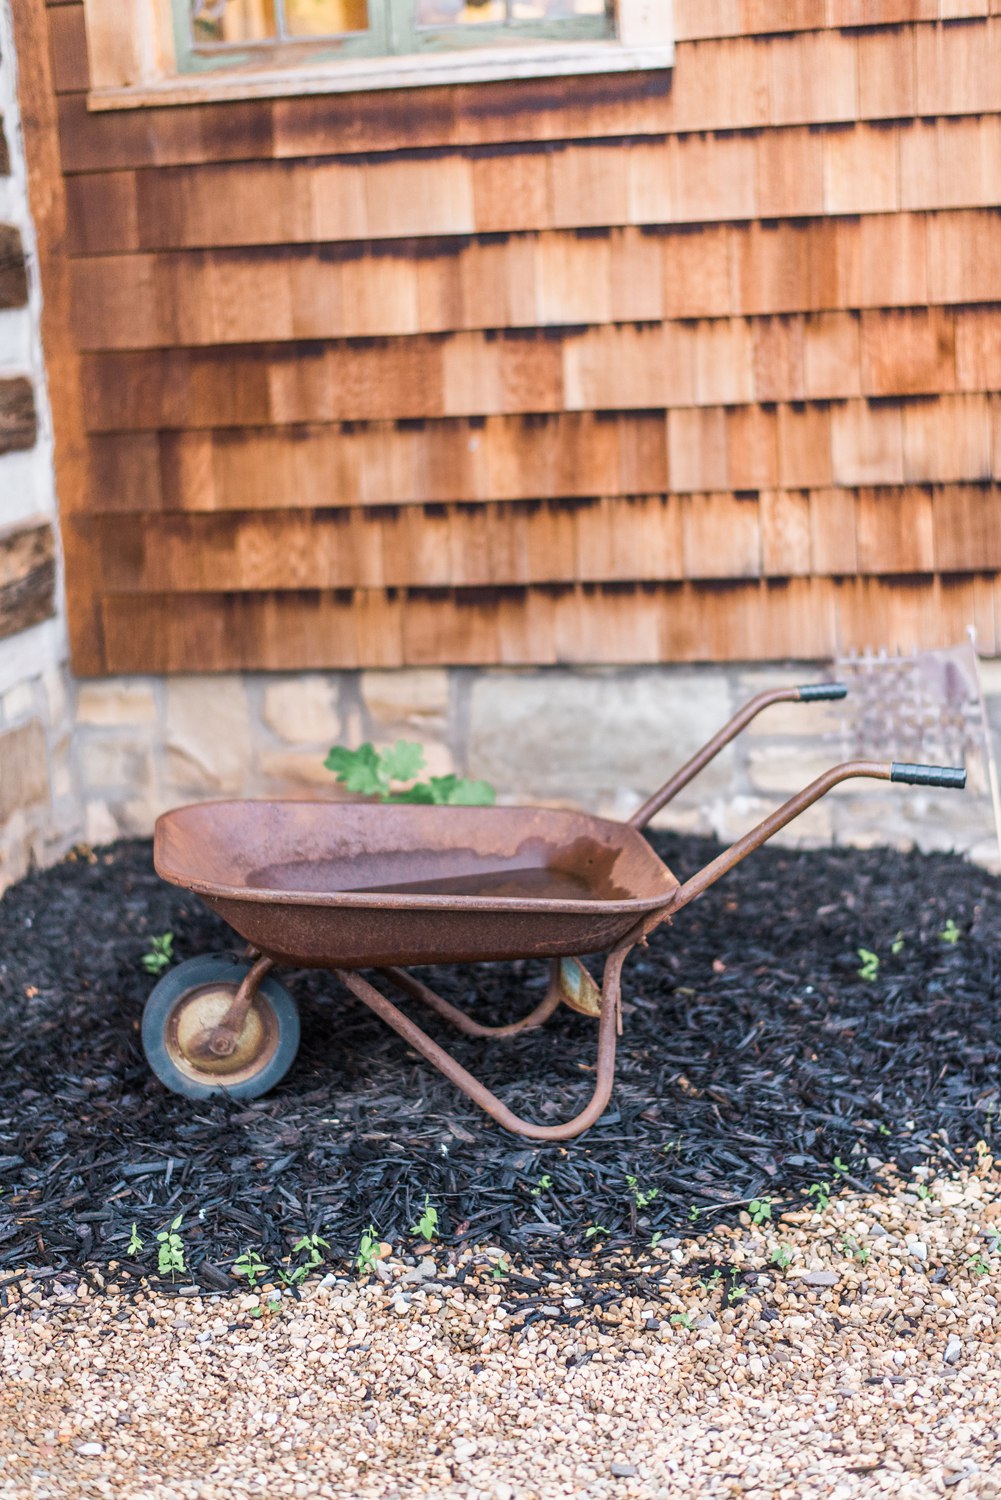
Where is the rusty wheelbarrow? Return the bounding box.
[146,682,966,1139]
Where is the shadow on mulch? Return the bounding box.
[0,833,998,1290]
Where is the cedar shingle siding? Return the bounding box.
[31,0,1001,672]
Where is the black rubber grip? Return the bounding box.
[890,763,967,789]
[797,683,848,701]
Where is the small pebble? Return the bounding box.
[611,1463,638,1478]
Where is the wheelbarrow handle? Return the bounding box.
[628,682,848,830]
[666,758,966,915]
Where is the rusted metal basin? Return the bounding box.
[154,800,679,969]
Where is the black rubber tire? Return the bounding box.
[141,956,300,1101]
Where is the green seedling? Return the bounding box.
[292,1232,329,1267]
[584,1224,609,1241]
[940,918,961,945]
[356,1225,381,1275]
[530,1174,553,1199]
[770,1244,793,1270]
[727,1284,747,1304]
[266,1298,282,1314]
[840,1235,870,1263]
[277,1264,309,1288]
[490,1259,509,1281]
[156,1214,186,1281]
[626,1175,659,1211]
[967,1253,991,1278]
[142,933,174,976]
[671,1312,694,1330]
[748,1197,772,1226]
[698,1269,722,1292]
[833,1157,850,1177]
[688,1206,701,1224]
[412,1195,439,1243]
[915,1182,931,1201]
[857,948,880,982]
[233,1249,270,1289]
[891,932,905,955]
[127,1223,143,1257]
[877,1123,891,1137]
[325,741,494,807]
[807,1182,831,1213]
[649,1231,664,1250]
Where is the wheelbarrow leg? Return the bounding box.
[333,945,631,1142]
[376,965,562,1038]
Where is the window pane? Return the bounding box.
[190,0,279,43]
[510,0,609,15]
[415,0,506,23]
[285,0,370,35]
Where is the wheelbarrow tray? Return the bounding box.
[154,799,679,969]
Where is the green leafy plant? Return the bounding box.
[877,1123,891,1137]
[356,1225,381,1275]
[840,1234,870,1263]
[748,1197,772,1226]
[233,1249,270,1288]
[292,1231,329,1267]
[626,1175,659,1210]
[727,1284,747,1304]
[490,1259,509,1281]
[530,1174,553,1199]
[584,1224,609,1241]
[967,1253,991,1278]
[142,933,174,976]
[807,1182,831,1213]
[412,1195,439,1243]
[770,1244,793,1270]
[127,1223,143,1257]
[940,918,961,945]
[325,740,495,807]
[670,1312,694,1330]
[698,1269,722,1293]
[857,948,880,982]
[891,932,905,956]
[915,1182,931,1201]
[832,1156,850,1177]
[156,1214,187,1281]
[688,1205,701,1223]
[275,1233,329,1287]
[649,1232,663,1250]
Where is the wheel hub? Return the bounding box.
[165,983,280,1085]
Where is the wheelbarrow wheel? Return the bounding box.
[141,956,300,1101]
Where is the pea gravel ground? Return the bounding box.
[2,1164,1000,1500]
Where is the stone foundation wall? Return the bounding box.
[71,662,1001,874]
[0,0,83,893]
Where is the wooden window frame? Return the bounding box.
[83,0,673,110]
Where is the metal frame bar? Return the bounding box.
[334,943,632,1140]
[378,964,562,1036]
[629,682,848,831]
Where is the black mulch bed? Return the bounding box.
[0,833,998,1295]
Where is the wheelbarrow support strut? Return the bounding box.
[336,757,965,1140]
[334,942,635,1142]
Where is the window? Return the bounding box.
[180,1,614,71]
[83,0,672,108]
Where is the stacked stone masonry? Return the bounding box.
[68,663,1001,893]
[0,0,82,892]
